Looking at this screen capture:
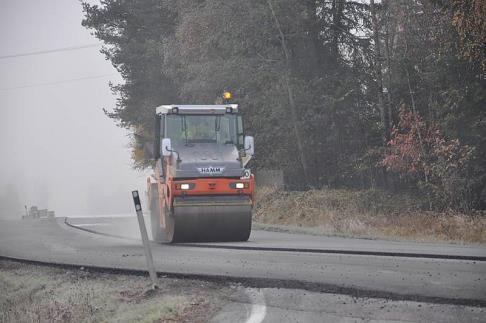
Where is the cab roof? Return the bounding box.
[156,104,239,115]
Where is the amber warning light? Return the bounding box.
[223,91,232,100]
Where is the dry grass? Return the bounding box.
[255,186,486,244]
[0,260,230,323]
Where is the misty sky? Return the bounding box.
[0,0,148,217]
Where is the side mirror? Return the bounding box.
[244,136,254,155]
[161,138,172,157]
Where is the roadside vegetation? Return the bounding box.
[81,0,485,236]
[82,0,486,215]
[0,260,230,323]
[255,186,486,244]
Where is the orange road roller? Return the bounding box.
[147,100,255,243]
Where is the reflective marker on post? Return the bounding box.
[132,190,158,289]
[133,191,142,210]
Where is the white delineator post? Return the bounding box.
[132,190,158,289]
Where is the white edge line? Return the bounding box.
[74,223,110,227]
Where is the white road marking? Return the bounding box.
[42,241,77,253]
[69,214,134,218]
[244,288,267,323]
[74,223,110,227]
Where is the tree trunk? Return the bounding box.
[267,0,313,188]
[383,1,395,190]
[370,0,390,188]
[331,0,344,66]
[406,68,432,210]
[370,0,390,143]
[383,4,394,127]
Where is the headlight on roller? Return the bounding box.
[230,182,249,189]
[175,183,195,190]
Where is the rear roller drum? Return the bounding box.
[163,205,176,243]
[149,186,164,242]
[150,191,176,243]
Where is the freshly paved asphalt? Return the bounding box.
[66,216,486,260]
[0,217,485,306]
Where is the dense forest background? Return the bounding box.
[82,0,486,212]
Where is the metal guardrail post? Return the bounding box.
[132,190,158,289]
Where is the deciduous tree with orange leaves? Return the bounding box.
[382,105,477,211]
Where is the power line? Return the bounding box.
[0,74,117,91]
[0,44,101,60]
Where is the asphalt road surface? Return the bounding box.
[1,217,485,322]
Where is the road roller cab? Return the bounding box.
[148,103,255,243]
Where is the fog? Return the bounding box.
[0,0,148,218]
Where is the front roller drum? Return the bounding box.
[169,197,252,242]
